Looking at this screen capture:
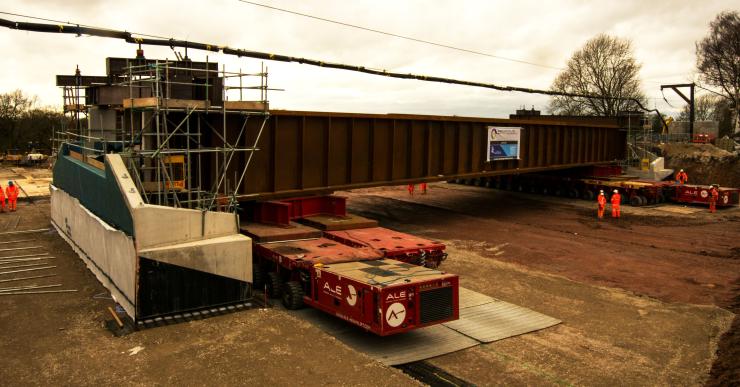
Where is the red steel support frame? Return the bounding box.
[252,195,347,226]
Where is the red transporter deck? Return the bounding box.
[310,259,459,335]
[254,239,459,336]
[324,227,447,268]
[254,237,383,271]
[671,185,740,207]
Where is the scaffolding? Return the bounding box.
[56,66,89,158]
[56,56,271,214]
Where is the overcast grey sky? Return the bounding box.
[0,0,735,118]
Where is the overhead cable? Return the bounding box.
[0,13,667,125]
[236,0,563,70]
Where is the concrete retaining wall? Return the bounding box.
[51,153,253,320]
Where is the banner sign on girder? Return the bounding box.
[487,126,521,161]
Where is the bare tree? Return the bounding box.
[678,94,721,121]
[696,11,740,135]
[548,34,646,116]
[0,90,35,121]
[0,90,36,150]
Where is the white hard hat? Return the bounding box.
[613,189,618,193]
[680,169,684,172]
[599,190,604,194]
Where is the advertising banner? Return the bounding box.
[487,126,521,161]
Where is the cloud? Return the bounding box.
[0,0,734,117]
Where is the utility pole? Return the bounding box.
[660,83,695,138]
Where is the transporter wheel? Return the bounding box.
[657,193,666,203]
[583,190,595,201]
[630,196,642,206]
[252,265,266,291]
[266,272,283,298]
[282,281,305,310]
[639,195,649,205]
[568,188,579,198]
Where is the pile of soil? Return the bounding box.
[707,282,740,387]
[660,143,740,188]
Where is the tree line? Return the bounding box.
[0,90,67,154]
[549,11,739,140]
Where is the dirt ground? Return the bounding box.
[1,179,738,386]
[343,183,739,386]
[0,200,415,386]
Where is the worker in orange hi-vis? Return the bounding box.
[407,184,415,196]
[709,184,719,213]
[6,181,18,212]
[675,169,688,185]
[420,182,428,195]
[611,189,621,218]
[0,182,5,213]
[596,190,607,219]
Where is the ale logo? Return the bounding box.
[700,190,708,198]
[385,302,406,327]
[346,284,357,306]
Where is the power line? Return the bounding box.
[695,84,726,98]
[236,0,564,71]
[0,10,171,40]
[0,12,669,127]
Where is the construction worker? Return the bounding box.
[675,169,688,185]
[0,182,5,213]
[407,184,415,196]
[6,181,18,212]
[420,182,428,195]
[611,189,621,218]
[597,190,606,219]
[709,184,719,213]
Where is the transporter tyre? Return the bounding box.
[657,193,666,203]
[583,190,595,201]
[282,281,305,310]
[266,272,283,298]
[639,195,649,205]
[568,188,579,198]
[252,265,266,291]
[630,196,641,206]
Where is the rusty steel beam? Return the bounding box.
[195,110,626,201]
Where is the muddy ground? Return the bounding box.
[0,200,414,386]
[344,183,739,386]
[0,181,738,386]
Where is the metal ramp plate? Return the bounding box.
[443,300,561,343]
[283,287,561,365]
[290,307,478,366]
